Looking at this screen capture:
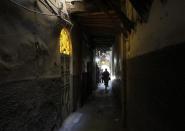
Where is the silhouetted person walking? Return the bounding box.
[102,69,110,92]
[100,69,104,83]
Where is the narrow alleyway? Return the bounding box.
[0,0,184,131]
[59,82,122,131]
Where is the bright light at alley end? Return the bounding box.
[95,57,100,63]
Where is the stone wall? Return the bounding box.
[0,77,63,131]
[0,0,71,130]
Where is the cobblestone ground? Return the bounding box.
[59,83,122,131]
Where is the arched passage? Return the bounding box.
[60,28,72,55]
[59,28,72,118]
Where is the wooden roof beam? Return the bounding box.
[103,0,135,33]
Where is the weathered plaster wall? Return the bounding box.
[0,1,66,130]
[126,0,185,58]
[0,0,62,82]
[112,33,127,128]
[122,0,185,130]
[111,36,122,108]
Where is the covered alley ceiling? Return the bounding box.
[68,0,134,49]
[71,11,122,48]
[67,0,153,48]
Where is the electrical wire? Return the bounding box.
[47,0,60,9]
[0,1,74,37]
[38,0,55,13]
[42,0,67,14]
[8,0,73,25]
[48,0,69,15]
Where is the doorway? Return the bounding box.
[60,28,72,118]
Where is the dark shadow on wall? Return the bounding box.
[127,42,185,131]
[112,79,122,109]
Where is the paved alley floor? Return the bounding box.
[59,83,122,131]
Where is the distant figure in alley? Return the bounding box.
[102,69,110,92]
